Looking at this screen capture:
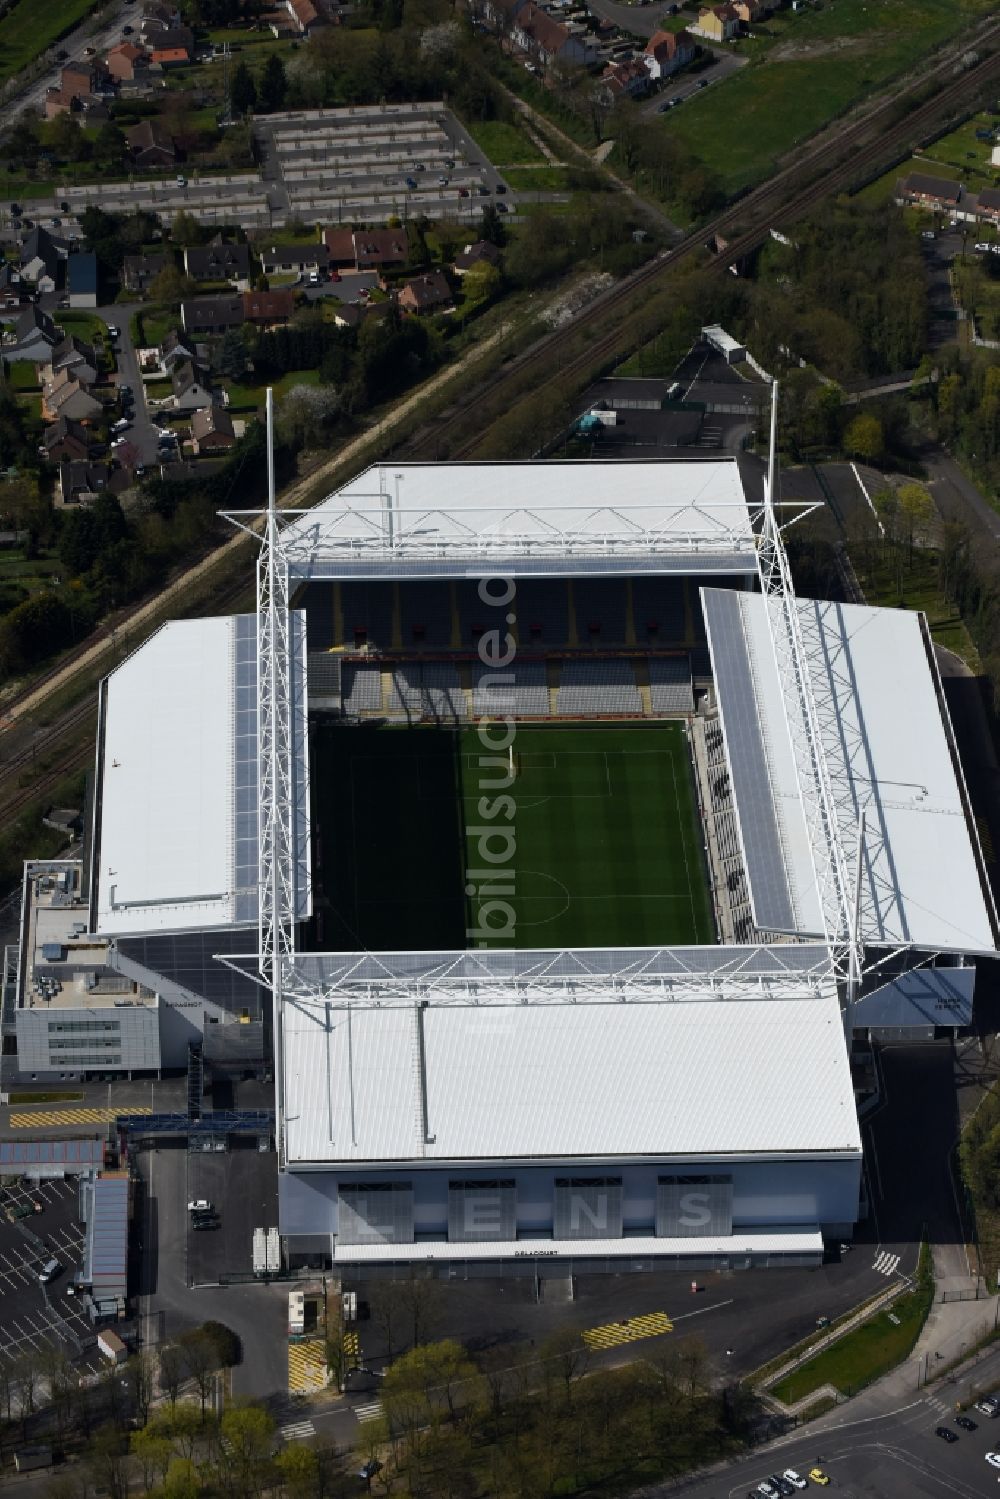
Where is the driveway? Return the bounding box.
[98,301,159,468]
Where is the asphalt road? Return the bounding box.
[100,301,160,466]
[639,47,747,114]
[5,0,129,125]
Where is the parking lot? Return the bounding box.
[0,1175,103,1377]
[186,1142,279,1287]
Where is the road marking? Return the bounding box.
[355,1400,384,1423]
[280,1419,316,1441]
[8,1105,152,1128]
[581,1311,673,1350]
[288,1340,327,1395]
[344,1330,360,1358]
[872,1250,901,1276]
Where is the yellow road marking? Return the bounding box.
[288,1339,327,1394]
[344,1330,359,1358]
[8,1105,152,1128]
[581,1311,674,1350]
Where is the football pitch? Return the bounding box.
[311,723,715,953]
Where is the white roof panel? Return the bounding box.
[279,459,759,576]
[95,618,237,935]
[332,1227,825,1262]
[282,990,860,1166]
[708,590,998,955]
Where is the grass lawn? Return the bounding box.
[669,0,994,195]
[57,311,108,348]
[2,361,41,391]
[311,722,715,952]
[226,368,320,411]
[502,166,574,191]
[466,120,544,166]
[918,112,1000,185]
[854,546,981,667]
[771,1247,933,1403]
[0,0,97,85]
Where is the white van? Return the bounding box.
[37,1259,60,1284]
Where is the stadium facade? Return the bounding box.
[13,417,996,1277]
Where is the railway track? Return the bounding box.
[401,34,1000,461]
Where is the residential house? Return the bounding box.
[122,252,169,294]
[44,335,99,387]
[286,0,323,32]
[42,417,92,464]
[126,120,177,168]
[190,404,236,453]
[243,289,295,326]
[643,28,696,79]
[895,173,963,214]
[689,4,740,40]
[67,253,99,309]
[324,226,410,272]
[151,47,191,69]
[171,360,215,411]
[20,226,69,291]
[58,461,115,506]
[259,243,330,277]
[333,301,388,330]
[512,2,595,66]
[0,263,25,312]
[180,296,245,335]
[9,306,61,364]
[599,55,651,102]
[452,240,501,275]
[45,62,107,117]
[976,187,1000,226]
[730,0,767,22]
[106,42,149,82]
[264,10,297,37]
[143,20,195,51]
[183,241,252,286]
[142,1,181,22]
[43,370,102,423]
[398,270,453,315]
[483,0,531,36]
[159,329,201,371]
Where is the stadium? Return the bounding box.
[70,402,998,1277]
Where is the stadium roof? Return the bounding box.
[703,588,998,956]
[281,988,860,1166]
[93,614,310,936]
[276,459,761,579]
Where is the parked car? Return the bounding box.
[37,1259,61,1284]
[358,1460,382,1480]
[107,326,120,340]
[936,1427,958,1443]
[495,182,507,194]
[187,1199,212,1212]
[122,24,133,33]
[976,1397,1000,1416]
[59,200,69,212]
[769,1477,794,1497]
[807,1473,830,1488]
[698,77,709,87]
[191,1216,219,1231]
[782,1475,807,1492]
[986,1451,1000,1468]
[956,1416,977,1431]
[405,176,417,189]
[458,187,469,197]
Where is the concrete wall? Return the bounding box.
[15,1002,160,1078]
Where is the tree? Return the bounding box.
[230,61,257,118]
[843,411,884,463]
[540,1326,589,1408]
[178,1329,220,1419]
[219,1404,275,1496]
[170,211,203,248]
[122,1352,156,1429]
[259,54,288,113]
[148,264,196,309]
[94,121,127,170]
[219,328,249,381]
[158,1345,186,1411]
[382,1339,480,1427]
[161,1457,200,1499]
[898,481,935,564]
[276,382,341,449]
[274,1441,320,1498]
[461,260,501,305]
[200,1321,241,1369]
[132,1424,173,1491]
[48,111,88,163]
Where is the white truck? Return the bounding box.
[97,1329,127,1366]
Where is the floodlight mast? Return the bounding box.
[257,387,295,1166]
[755,382,857,993]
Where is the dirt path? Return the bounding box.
[1,322,514,733]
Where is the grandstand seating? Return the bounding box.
[342,663,383,715]
[511,580,570,647]
[573,579,628,644]
[648,656,694,714]
[308,652,342,702]
[557,659,642,716]
[472,662,549,717]
[340,582,395,651]
[387,662,464,720]
[632,578,686,643]
[297,584,336,650]
[398,582,453,647]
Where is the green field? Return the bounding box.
[668,0,994,195]
[0,0,98,86]
[466,120,545,166]
[311,722,714,953]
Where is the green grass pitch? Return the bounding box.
[310,722,715,953]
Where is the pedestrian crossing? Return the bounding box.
[280,1419,317,1442]
[355,1400,384,1424]
[925,1395,953,1416]
[288,1339,328,1394]
[872,1250,901,1276]
[8,1104,153,1129]
[581,1311,674,1350]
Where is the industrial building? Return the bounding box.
[21,431,996,1276]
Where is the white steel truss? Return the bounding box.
[256,390,297,1165]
